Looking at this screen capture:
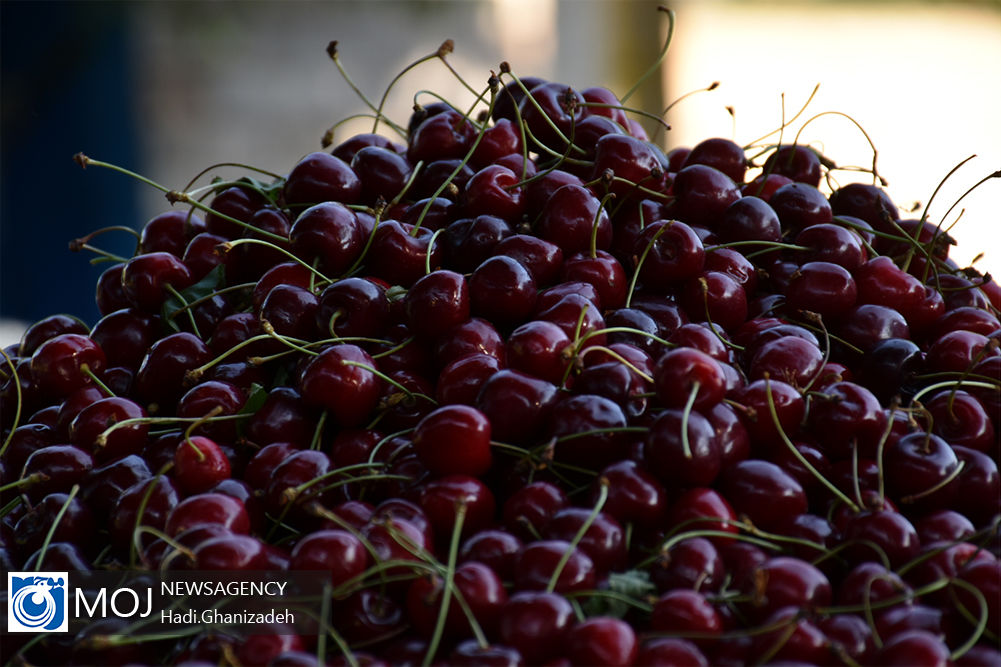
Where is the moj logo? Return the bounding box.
[7,572,68,633]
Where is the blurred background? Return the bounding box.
[2,0,999,348]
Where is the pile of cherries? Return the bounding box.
[1,56,999,667]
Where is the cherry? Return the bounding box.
[259,283,319,341]
[636,638,709,667]
[537,293,608,350]
[749,555,832,620]
[173,435,232,495]
[926,329,996,374]
[654,347,727,412]
[19,314,89,358]
[884,431,959,511]
[566,617,638,667]
[633,219,706,287]
[668,486,739,543]
[476,369,559,444]
[591,133,667,201]
[351,145,412,204]
[543,507,626,573]
[795,222,868,272]
[950,445,1001,524]
[858,337,924,401]
[513,539,596,593]
[729,378,806,450]
[498,590,574,664]
[470,117,523,169]
[650,589,724,643]
[314,277,389,340]
[680,270,748,331]
[439,214,511,273]
[121,251,195,312]
[289,529,368,588]
[493,233,565,287]
[645,407,722,488]
[165,492,250,537]
[842,509,921,569]
[749,334,824,389]
[549,393,629,470]
[435,317,505,369]
[29,333,106,399]
[15,491,95,557]
[769,181,834,232]
[368,219,442,288]
[289,201,364,275]
[134,332,211,410]
[492,75,547,123]
[81,454,151,515]
[299,344,381,428]
[283,151,361,208]
[785,260,858,320]
[561,250,628,311]
[20,444,94,504]
[536,184,612,255]
[70,395,148,462]
[403,269,470,342]
[671,164,741,228]
[406,560,508,639]
[95,262,131,315]
[176,380,245,442]
[683,137,747,183]
[876,629,952,667]
[519,81,584,155]
[459,529,523,581]
[504,320,572,384]
[750,606,829,664]
[718,459,807,531]
[420,474,496,539]
[502,480,569,541]
[717,195,782,244]
[407,108,477,164]
[926,389,995,452]
[251,261,314,311]
[90,308,160,371]
[436,353,502,406]
[138,209,206,255]
[763,144,822,187]
[463,164,524,222]
[110,476,179,552]
[807,381,887,459]
[652,536,724,593]
[245,387,317,449]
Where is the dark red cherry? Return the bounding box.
[654,347,726,412]
[502,480,569,541]
[299,344,381,428]
[493,233,564,287]
[513,539,596,594]
[650,589,724,642]
[718,459,807,531]
[876,630,951,667]
[90,309,159,371]
[463,164,524,222]
[121,252,195,312]
[351,145,412,204]
[165,492,250,537]
[505,320,572,384]
[289,529,368,588]
[749,556,832,620]
[498,591,575,664]
[133,332,211,410]
[671,164,741,228]
[406,561,507,639]
[549,393,629,470]
[289,201,364,275]
[95,262,130,315]
[315,277,389,339]
[591,133,668,201]
[679,271,747,331]
[566,617,638,667]
[70,396,148,463]
[717,195,782,244]
[636,638,709,667]
[536,184,612,255]
[645,408,722,488]
[769,182,833,231]
[412,404,492,478]
[519,81,584,155]
[173,435,232,495]
[763,144,822,186]
[543,507,626,573]
[459,529,523,581]
[683,137,747,184]
[284,151,361,208]
[245,387,317,449]
[469,256,537,328]
[259,283,319,341]
[492,75,548,123]
[404,269,470,341]
[633,219,706,287]
[367,219,441,288]
[795,223,868,272]
[561,250,628,311]
[408,108,477,164]
[29,333,106,399]
[785,261,858,320]
[668,487,739,543]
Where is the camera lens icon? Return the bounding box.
[7,573,68,633]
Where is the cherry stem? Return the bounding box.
[763,377,860,512]
[34,484,80,572]
[426,228,445,275]
[424,500,467,666]
[326,40,405,138]
[222,239,331,285]
[163,284,202,338]
[0,472,48,495]
[546,478,608,593]
[259,319,320,357]
[909,379,997,407]
[341,360,437,407]
[589,192,615,259]
[742,84,820,150]
[575,345,655,383]
[0,347,22,458]
[680,380,700,459]
[373,41,454,135]
[620,6,675,104]
[794,110,885,185]
[899,459,966,505]
[504,72,585,158]
[947,577,989,660]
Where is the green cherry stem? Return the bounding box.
[0,348,22,457]
[680,380,700,459]
[764,377,860,512]
[546,479,608,593]
[34,484,80,572]
[620,6,675,104]
[423,500,467,666]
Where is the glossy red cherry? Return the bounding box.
[566,617,638,667]
[498,591,575,664]
[299,344,381,428]
[29,333,106,399]
[173,435,232,495]
[284,151,361,208]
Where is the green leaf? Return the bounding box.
[579,569,655,619]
